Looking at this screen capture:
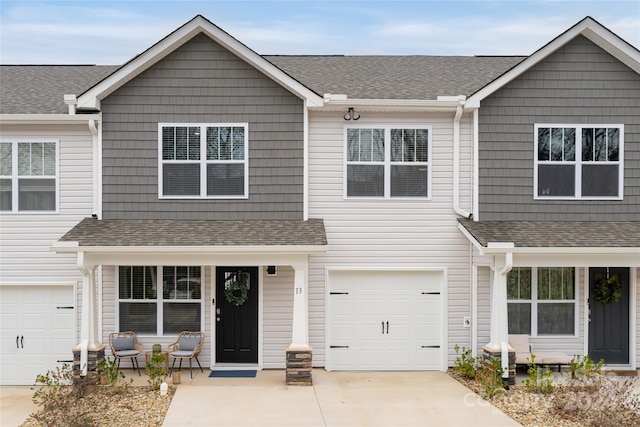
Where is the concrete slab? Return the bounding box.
[0,386,37,427]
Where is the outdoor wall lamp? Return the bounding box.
[267,265,277,276]
[343,107,360,121]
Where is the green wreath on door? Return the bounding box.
[594,275,622,305]
[225,280,248,306]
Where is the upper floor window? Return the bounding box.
[0,140,58,212]
[345,126,431,198]
[535,125,623,199]
[159,124,248,199]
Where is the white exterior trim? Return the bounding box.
[466,17,640,108]
[76,16,323,110]
[0,114,102,124]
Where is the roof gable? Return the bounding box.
[76,15,323,110]
[466,16,640,108]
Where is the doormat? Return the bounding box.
[209,370,257,378]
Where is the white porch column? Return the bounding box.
[290,263,310,348]
[75,251,103,376]
[486,250,513,379]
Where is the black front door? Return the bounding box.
[588,267,629,364]
[216,267,258,363]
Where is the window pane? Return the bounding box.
[0,143,11,175]
[607,128,619,161]
[219,127,232,160]
[582,164,619,197]
[347,129,359,161]
[43,143,56,175]
[520,268,531,298]
[360,129,372,161]
[507,267,531,300]
[162,127,175,160]
[416,129,429,162]
[550,128,563,161]
[232,127,245,160]
[538,303,574,335]
[582,128,594,161]
[537,128,550,161]
[372,129,384,161]
[163,164,200,196]
[347,165,384,197]
[119,302,157,334]
[508,303,531,335]
[18,179,55,210]
[119,266,132,299]
[563,268,575,299]
[163,266,201,299]
[18,143,30,175]
[403,129,416,161]
[594,128,607,161]
[538,267,550,299]
[390,165,427,197]
[206,127,219,160]
[175,127,188,160]
[537,164,574,196]
[188,127,200,160]
[0,179,11,211]
[391,129,402,162]
[207,164,244,196]
[163,303,201,335]
[563,128,575,161]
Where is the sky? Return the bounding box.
[1,0,639,64]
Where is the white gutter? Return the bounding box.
[320,95,465,112]
[452,96,471,219]
[0,114,101,124]
[88,120,99,218]
[51,242,328,254]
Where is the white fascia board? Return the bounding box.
[77,16,323,110]
[51,243,328,254]
[457,222,486,254]
[482,246,640,256]
[0,114,101,124]
[466,17,640,108]
[317,97,464,112]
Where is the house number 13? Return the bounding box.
[295,287,303,294]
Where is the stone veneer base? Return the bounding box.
[286,346,312,386]
[483,345,516,385]
[72,345,106,378]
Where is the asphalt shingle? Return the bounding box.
[58,217,327,247]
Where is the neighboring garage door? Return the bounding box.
[0,285,75,385]
[327,270,444,371]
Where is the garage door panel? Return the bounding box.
[328,270,443,371]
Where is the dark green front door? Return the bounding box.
[588,267,629,364]
[216,267,258,363]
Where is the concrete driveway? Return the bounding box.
[163,369,520,426]
[1,369,520,427]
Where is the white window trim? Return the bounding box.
[0,138,60,214]
[508,267,579,338]
[116,265,205,337]
[158,123,249,199]
[533,124,624,200]
[343,125,432,200]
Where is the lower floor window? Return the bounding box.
[118,265,202,335]
[507,267,576,336]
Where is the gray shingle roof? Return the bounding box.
[1,54,524,114]
[0,65,118,114]
[58,217,327,247]
[265,55,525,100]
[459,219,640,248]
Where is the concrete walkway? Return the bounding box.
[0,369,520,427]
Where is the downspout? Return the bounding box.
[88,120,99,218]
[303,100,309,221]
[453,96,471,219]
[497,252,513,378]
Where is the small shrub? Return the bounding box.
[29,364,92,427]
[146,353,168,391]
[453,344,479,379]
[524,354,554,394]
[568,354,603,380]
[97,356,132,394]
[476,357,505,400]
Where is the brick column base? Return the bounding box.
[72,345,106,380]
[483,345,516,385]
[286,345,312,386]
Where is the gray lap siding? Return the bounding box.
[101,33,304,220]
[478,35,640,221]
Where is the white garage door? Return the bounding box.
[0,286,75,385]
[327,270,443,371]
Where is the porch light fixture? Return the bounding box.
[343,107,360,121]
[267,266,277,276]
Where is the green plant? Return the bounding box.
[453,344,479,379]
[97,356,132,393]
[568,354,604,380]
[524,354,554,394]
[476,357,505,399]
[146,353,168,391]
[29,364,92,427]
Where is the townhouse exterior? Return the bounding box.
[0,15,638,385]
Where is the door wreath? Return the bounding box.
[594,275,622,305]
[225,280,248,306]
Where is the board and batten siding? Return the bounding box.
[0,124,92,288]
[100,33,305,221]
[478,35,640,221]
[307,111,475,367]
